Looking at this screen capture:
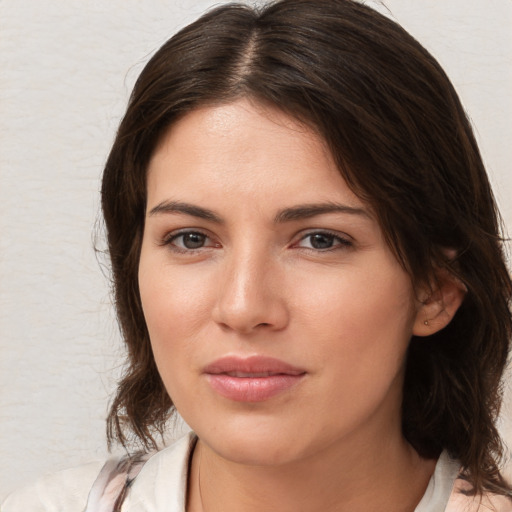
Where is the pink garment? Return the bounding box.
[446,478,512,512]
[85,452,151,512]
[86,450,512,512]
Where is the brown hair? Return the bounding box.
[102,0,512,496]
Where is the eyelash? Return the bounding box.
[294,230,353,252]
[161,230,218,254]
[161,229,353,255]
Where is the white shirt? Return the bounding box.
[2,433,510,511]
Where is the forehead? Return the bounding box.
[151,99,325,168]
[146,99,366,212]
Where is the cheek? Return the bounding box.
[139,255,213,334]
[291,261,417,373]
[291,268,416,430]
[295,261,415,327]
[138,263,210,410]
[138,253,212,382]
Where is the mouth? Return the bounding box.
[203,356,306,402]
[218,371,295,378]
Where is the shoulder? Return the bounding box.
[1,433,196,512]
[446,478,512,512]
[122,433,196,511]
[1,460,104,512]
[416,452,512,512]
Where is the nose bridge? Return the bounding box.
[213,242,287,333]
[229,248,267,307]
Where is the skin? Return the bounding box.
[138,98,463,512]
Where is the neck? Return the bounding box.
[187,429,436,512]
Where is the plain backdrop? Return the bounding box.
[1,0,511,498]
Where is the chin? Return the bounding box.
[191,411,324,467]
[206,433,302,466]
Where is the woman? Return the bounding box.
[3,0,511,510]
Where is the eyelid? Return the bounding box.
[160,228,220,251]
[292,229,354,250]
[161,228,206,243]
[158,227,352,253]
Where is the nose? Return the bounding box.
[212,252,289,335]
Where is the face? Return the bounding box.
[139,98,424,467]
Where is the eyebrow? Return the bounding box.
[149,201,223,223]
[274,203,371,223]
[148,200,370,224]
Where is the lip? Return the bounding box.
[203,356,306,402]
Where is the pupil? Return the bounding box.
[311,233,334,249]
[183,233,205,249]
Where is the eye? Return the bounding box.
[163,230,219,252]
[295,231,352,251]
[176,232,207,249]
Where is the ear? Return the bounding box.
[412,268,466,337]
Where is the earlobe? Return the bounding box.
[412,270,466,337]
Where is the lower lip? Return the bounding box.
[206,374,304,402]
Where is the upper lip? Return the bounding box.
[203,355,306,377]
